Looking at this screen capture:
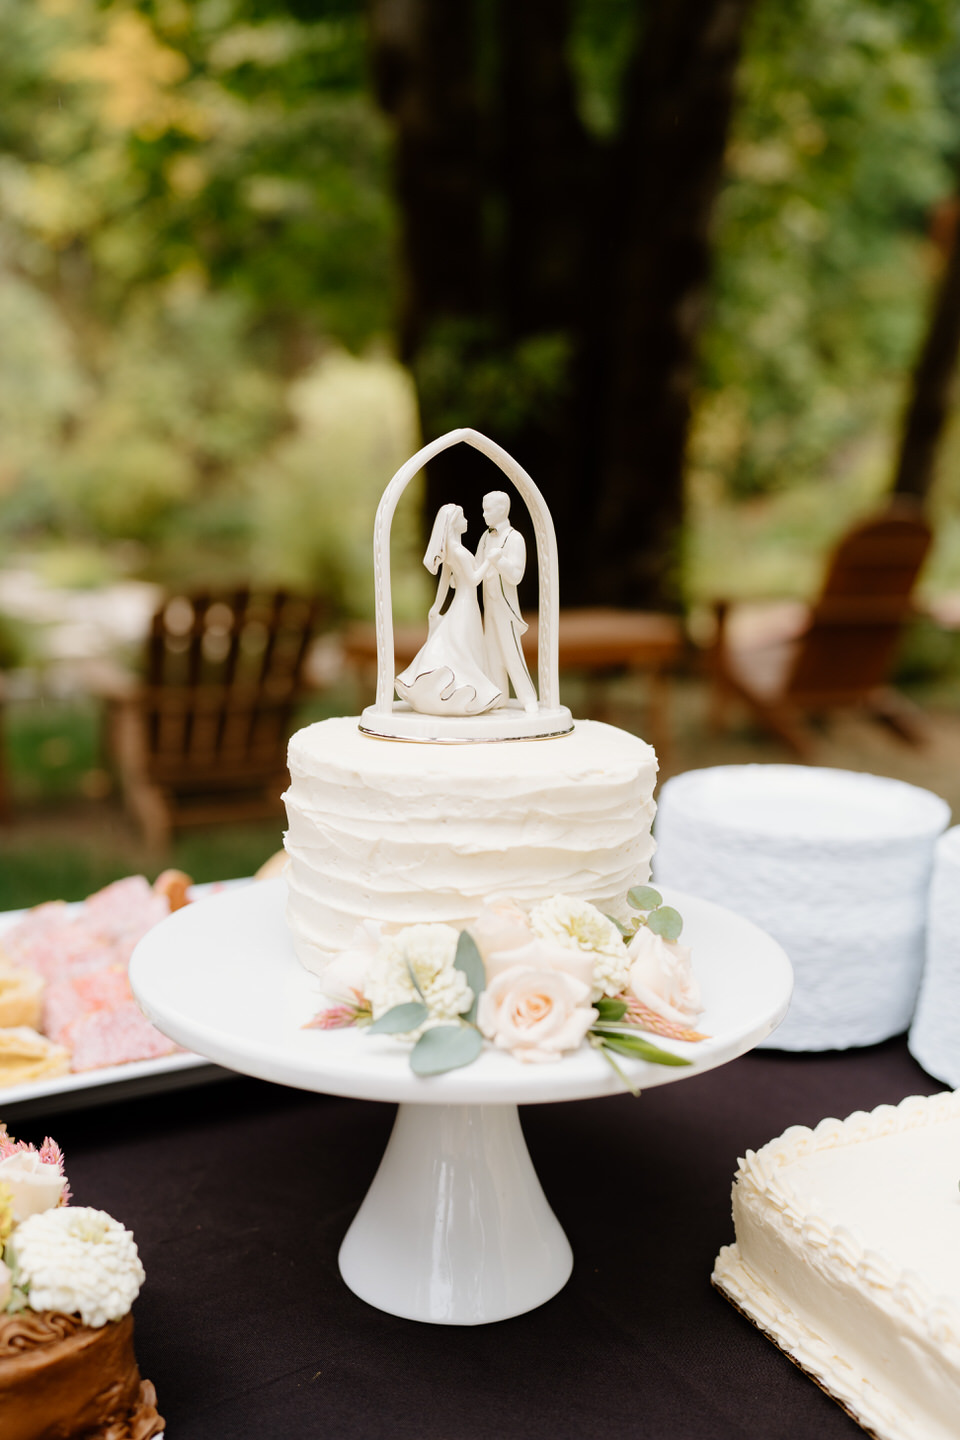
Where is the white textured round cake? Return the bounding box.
[283,716,657,975]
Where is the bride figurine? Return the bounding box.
[395,503,503,716]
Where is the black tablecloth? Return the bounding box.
[11,1040,942,1439]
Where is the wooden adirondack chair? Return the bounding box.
[106,588,325,848]
[709,500,933,758]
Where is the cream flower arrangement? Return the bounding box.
[0,1126,146,1328]
[530,896,630,999]
[7,1207,145,1328]
[366,924,473,1032]
[307,884,708,1086]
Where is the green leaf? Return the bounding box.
[588,1033,642,1097]
[594,997,628,1022]
[627,885,662,912]
[604,913,633,938]
[454,930,486,1022]
[368,1001,428,1034]
[410,1024,483,1076]
[404,959,426,1002]
[646,905,683,941]
[593,1031,690,1067]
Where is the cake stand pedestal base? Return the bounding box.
[339,1102,572,1325]
[130,880,794,1327]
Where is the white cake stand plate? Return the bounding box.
[130,880,792,1326]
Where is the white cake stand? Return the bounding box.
[130,880,792,1326]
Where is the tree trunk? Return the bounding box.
[892,180,960,501]
[369,0,752,609]
[585,0,752,605]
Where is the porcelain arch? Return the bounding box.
[363,428,570,741]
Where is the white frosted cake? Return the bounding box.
[283,716,657,974]
[713,1090,960,1440]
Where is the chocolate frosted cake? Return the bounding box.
[0,1310,162,1440]
[0,1129,163,1440]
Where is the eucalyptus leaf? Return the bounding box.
[604,913,633,938]
[368,1001,428,1034]
[627,885,662,912]
[404,959,426,1002]
[410,1024,483,1076]
[594,998,629,1022]
[594,1031,690,1066]
[646,905,683,941]
[454,930,486,1022]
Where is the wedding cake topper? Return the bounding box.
[360,429,574,742]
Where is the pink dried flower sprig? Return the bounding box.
[304,991,372,1031]
[0,1134,71,1206]
[622,994,708,1044]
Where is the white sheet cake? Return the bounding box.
[713,1090,960,1440]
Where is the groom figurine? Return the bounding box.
[476,491,538,713]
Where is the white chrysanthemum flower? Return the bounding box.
[365,924,472,1030]
[9,1206,145,1328]
[530,895,629,999]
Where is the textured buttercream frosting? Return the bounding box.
[713,1090,960,1440]
[283,717,657,972]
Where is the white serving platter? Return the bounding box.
[0,883,245,1120]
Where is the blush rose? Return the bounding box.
[477,966,597,1063]
[626,927,702,1024]
[467,901,534,962]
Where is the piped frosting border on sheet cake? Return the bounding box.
[713,1090,960,1440]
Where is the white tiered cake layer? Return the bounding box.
[713,1090,960,1440]
[283,717,657,973]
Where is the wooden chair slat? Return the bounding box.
[108,587,325,848]
[711,499,932,756]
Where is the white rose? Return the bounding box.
[467,901,534,962]
[477,965,597,1064]
[366,924,471,1028]
[9,1207,145,1328]
[320,920,382,1004]
[626,927,702,1024]
[0,1150,65,1223]
[529,895,629,999]
[485,937,593,989]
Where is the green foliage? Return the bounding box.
[695,0,960,499]
[627,885,662,912]
[568,0,640,139]
[454,930,486,1025]
[0,0,396,599]
[2,0,960,617]
[0,612,37,670]
[414,320,573,443]
[646,906,683,941]
[245,348,424,617]
[3,699,101,804]
[591,1029,691,1067]
[410,1023,483,1076]
[594,997,628,1022]
[368,1001,429,1035]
